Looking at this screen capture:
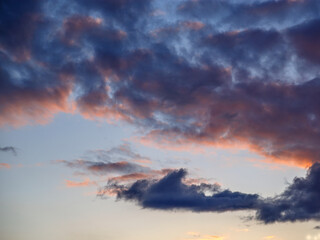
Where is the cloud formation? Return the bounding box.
[256,162,320,223]
[55,142,152,176]
[106,168,258,212]
[1,0,320,166]
[0,146,17,155]
[0,163,11,169]
[57,159,149,175]
[101,163,320,224]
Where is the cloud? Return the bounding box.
[1,0,320,167]
[185,232,226,240]
[96,142,151,164]
[178,0,320,30]
[0,0,42,61]
[100,163,320,223]
[56,142,152,175]
[0,163,11,169]
[315,226,320,230]
[65,178,96,187]
[288,19,320,64]
[256,162,320,223]
[0,146,17,155]
[186,234,225,240]
[57,159,149,175]
[103,168,259,212]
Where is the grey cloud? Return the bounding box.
[101,163,320,223]
[0,146,17,156]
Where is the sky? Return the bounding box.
[0,0,320,239]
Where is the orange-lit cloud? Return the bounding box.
[0,163,11,169]
[137,129,315,168]
[109,172,151,182]
[186,232,226,240]
[2,0,320,172]
[65,178,96,188]
[0,75,74,128]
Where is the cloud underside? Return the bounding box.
[1,0,320,167]
[102,163,320,224]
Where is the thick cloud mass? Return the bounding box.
[103,163,320,223]
[256,163,320,223]
[106,169,260,212]
[1,0,320,166]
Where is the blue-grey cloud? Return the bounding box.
[55,142,151,175]
[0,0,320,167]
[57,159,149,175]
[256,162,320,223]
[0,146,17,156]
[102,163,320,223]
[104,168,259,212]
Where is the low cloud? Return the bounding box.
[256,163,320,223]
[103,168,259,212]
[100,163,320,224]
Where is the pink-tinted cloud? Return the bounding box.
[1,0,320,169]
[65,178,96,187]
[109,172,151,182]
[0,163,11,169]
[0,77,74,127]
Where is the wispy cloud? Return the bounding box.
[54,142,152,175]
[0,146,17,156]
[65,178,97,188]
[0,163,11,169]
[185,232,226,240]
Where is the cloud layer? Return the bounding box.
[1,0,320,166]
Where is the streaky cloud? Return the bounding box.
[0,146,17,156]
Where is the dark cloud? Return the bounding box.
[178,0,320,29]
[256,162,320,223]
[0,0,320,167]
[57,159,149,175]
[0,146,17,156]
[86,142,151,163]
[55,142,151,175]
[104,168,259,212]
[315,226,320,230]
[288,19,320,64]
[101,163,320,223]
[0,0,42,61]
